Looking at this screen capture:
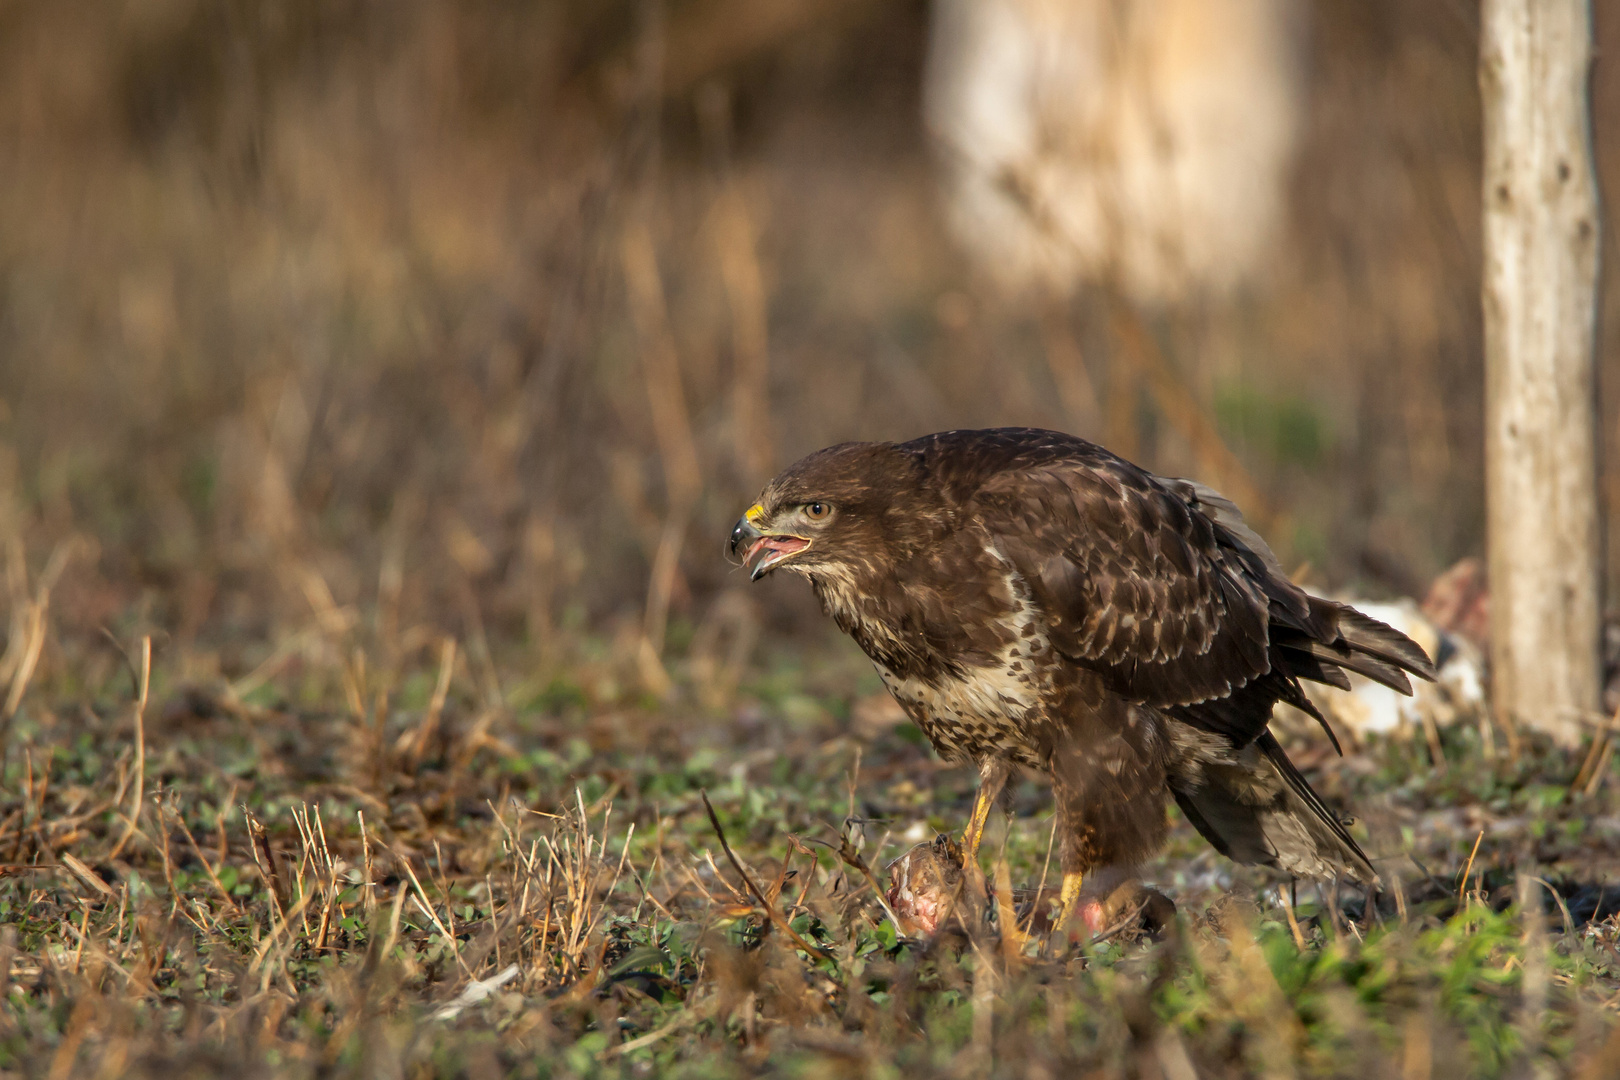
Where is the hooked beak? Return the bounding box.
[728,510,811,581]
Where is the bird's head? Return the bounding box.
[727,441,926,582]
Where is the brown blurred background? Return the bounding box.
[0,0,1616,702]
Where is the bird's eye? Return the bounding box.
[805,502,830,520]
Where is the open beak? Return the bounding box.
[728,514,811,581]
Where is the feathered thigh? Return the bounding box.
[1043,684,1170,875]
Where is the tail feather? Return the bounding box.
[1333,606,1439,680]
[1274,677,1343,755]
[1169,731,1377,884]
[1275,647,1353,692]
[1173,473,1438,695]
[1277,637,1414,695]
[1271,598,1436,699]
[1165,475,1428,885]
[1256,733,1375,880]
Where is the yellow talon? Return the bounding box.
[961,786,997,862]
[1056,870,1084,930]
[958,762,1011,902]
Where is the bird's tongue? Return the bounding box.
[743,535,808,571]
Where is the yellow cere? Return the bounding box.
[746,503,766,524]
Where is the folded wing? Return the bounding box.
[974,452,1436,753]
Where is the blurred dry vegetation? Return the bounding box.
[0,0,1615,685]
[5,2,1620,1076]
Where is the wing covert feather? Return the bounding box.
[975,457,1274,707]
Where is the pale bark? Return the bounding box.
[1481,0,1602,746]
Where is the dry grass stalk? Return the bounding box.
[106,637,150,861]
[534,792,638,982]
[391,845,473,980]
[1105,330,1143,462]
[2,595,45,723]
[992,852,1021,965]
[46,996,93,1080]
[967,938,996,1068]
[1458,830,1485,910]
[620,221,702,503]
[1402,1013,1434,1080]
[404,636,457,766]
[1574,704,1620,795]
[162,801,240,917]
[1392,872,1410,927]
[1110,299,1273,530]
[251,886,317,995]
[621,219,703,695]
[688,589,758,711]
[245,809,289,923]
[59,852,113,900]
[1019,813,1059,940]
[709,182,775,486]
[639,513,689,698]
[1518,872,1549,1059]
[290,804,341,952]
[358,809,377,916]
[341,645,369,723]
[229,626,322,706]
[457,586,505,712]
[374,882,408,975]
[607,1009,701,1058]
[0,537,79,726]
[701,791,834,961]
[1281,883,1308,949]
[1422,704,1450,776]
[806,826,905,936]
[1039,306,1101,432]
[1212,900,1308,1078]
[0,538,28,691]
[150,814,201,931]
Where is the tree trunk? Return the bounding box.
[1480,0,1602,747]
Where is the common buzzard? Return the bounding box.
[729,428,1433,929]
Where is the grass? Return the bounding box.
[1,5,1618,1076]
[2,621,1620,1080]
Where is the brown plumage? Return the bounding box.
[728,428,1434,903]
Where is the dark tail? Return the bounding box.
[1166,478,1430,883]
[1170,732,1378,884]
[1274,599,1437,696]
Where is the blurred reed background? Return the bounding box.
[0,0,1617,703]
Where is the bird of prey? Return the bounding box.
[729,428,1433,929]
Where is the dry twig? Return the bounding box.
[700,792,833,962]
[107,638,151,861]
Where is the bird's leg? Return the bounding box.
[960,758,1012,866]
[1056,870,1084,932]
[957,757,1013,921]
[961,790,995,864]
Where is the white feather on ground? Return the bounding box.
[1299,599,1485,738]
